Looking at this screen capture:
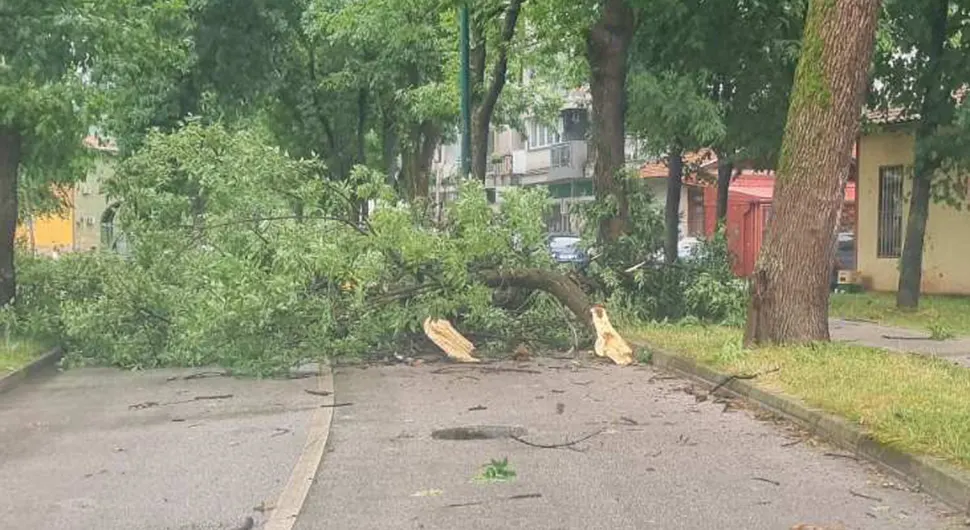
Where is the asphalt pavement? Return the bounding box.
[295,358,961,530]
[0,366,323,530]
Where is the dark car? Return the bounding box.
[831,231,856,289]
[547,234,587,265]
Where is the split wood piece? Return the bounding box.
[423,317,481,363]
[590,305,634,366]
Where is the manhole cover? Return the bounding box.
[431,425,527,440]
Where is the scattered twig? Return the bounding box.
[319,402,354,408]
[468,405,488,411]
[166,371,228,381]
[305,389,332,397]
[507,493,542,500]
[752,477,781,486]
[510,428,605,450]
[445,501,484,509]
[129,401,160,410]
[882,334,931,341]
[431,365,541,375]
[271,428,291,438]
[823,452,858,460]
[781,438,806,448]
[618,416,638,425]
[193,394,234,401]
[571,380,593,386]
[849,489,883,502]
[709,367,781,395]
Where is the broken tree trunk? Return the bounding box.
[424,318,481,363]
[590,305,634,366]
[480,268,594,331]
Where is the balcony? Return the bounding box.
[547,141,588,181]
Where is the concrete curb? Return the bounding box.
[264,364,335,530]
[0,347,63,396]
[638,342,970,514]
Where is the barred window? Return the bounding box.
[877,165,904,258]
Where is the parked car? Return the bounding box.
[547,234,587,265]
[831,231,856,289]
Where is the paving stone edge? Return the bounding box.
[637,341,970,514]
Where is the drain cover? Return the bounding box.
[431,425,528,440]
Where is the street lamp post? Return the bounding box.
[459,4,471,178]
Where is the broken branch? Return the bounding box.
[510,428,605,449]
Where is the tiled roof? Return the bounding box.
[639,149,717,179]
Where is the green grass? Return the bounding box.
[831,291,970,337]
[632,323,970,471]
[0,338,50,373]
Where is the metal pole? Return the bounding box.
[459,4,471,178]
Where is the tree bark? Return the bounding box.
[470,0,524,183]
[716,160,733,223]
[586,0,635,244]
[744,0,881,346]
[896,0,949,310]
[480,268,594,331]
[664,149,684,264]
[0,128,20,307]
[399,121,441,201]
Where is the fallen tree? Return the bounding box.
[7,123,601,374]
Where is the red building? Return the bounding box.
[692,169,856,277]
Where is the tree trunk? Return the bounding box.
[744,0,881,346]
[664,149,684,264]
[0,128,20,307]
[586,0,635,244]
[470,0,524,183]
[896,0,949,310]
[480,268,593,331]
[716,160,733,223]
[400,121,441,201]
[381,107,399,185]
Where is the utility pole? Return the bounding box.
[459,4,471,178]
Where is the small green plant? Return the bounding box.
[476,458,516,482]
[636,347,653,364]
[928,321,955,341]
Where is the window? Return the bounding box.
[877,165,904,258]
[528,119,562,149]
[687,188,706,237]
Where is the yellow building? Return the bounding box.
[15,136,116,255]
[857,124,970,295]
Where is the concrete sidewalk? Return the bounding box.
[831,318,970,368]
[296,360,961,530]
[0,366,324,530]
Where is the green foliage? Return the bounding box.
[476,458,516,482]
[928,320,955,341]
[578,181,746,325]
[8,123,572,374]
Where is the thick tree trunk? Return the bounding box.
[664,149,684,264]
[745,0,881,345]
[586,0,635,244]
[480,268,593,331]
[716,160,733,223]
[469,0,524,183]
[0,129,20,307]
[896,0,949,310]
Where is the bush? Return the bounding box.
[577,177,747,326]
